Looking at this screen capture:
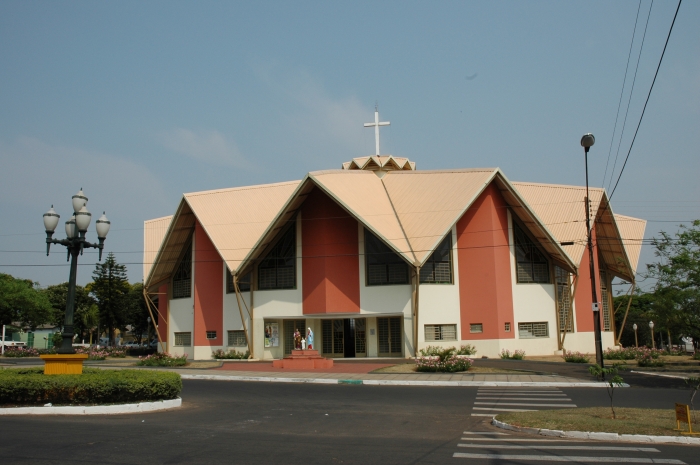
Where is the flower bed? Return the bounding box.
[136,352,187,367]
[636,352,665,367]
[603,347,662,360]
[500,349,525,360]
[0,367,181,406]
[212,349,249,360]
[2,347,40,358]
[562,350,590,363]
[415,346,472,372]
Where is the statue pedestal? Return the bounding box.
[40,354,89,375]
[272,349,333,369]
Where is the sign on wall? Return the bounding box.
[264,322,279,348]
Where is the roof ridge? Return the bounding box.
[385,168,498,175]
[184,180,301,197]
[512,180,606,191]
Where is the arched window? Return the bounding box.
[172,242,192,299]
[258,226,296,290]
[514,223,550,283]
[364,228,409,285]
[420,235,453,284]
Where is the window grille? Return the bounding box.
[377,317,402,355]
[365,229,409,285]
[206,331,217,340]
[355,318,367,354]
[424,324,457,341]
[469,323,483,334]
[505,322,511,332]
[226,269,251,293]
[514,223,550,283]
[227,330,247,347]
[555,266,574,332]
[420,235,453,284]
[600,270,611,331]
[172,242,192,299]
[258,226,296,290]
[518,322,549,338]
[174,332,191,346]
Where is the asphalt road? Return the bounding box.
[0,380,697,464]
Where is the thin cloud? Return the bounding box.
[158,128,251,169]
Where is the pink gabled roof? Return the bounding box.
[613,214,647,276]
[143,215,173,280]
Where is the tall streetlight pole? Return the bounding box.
[43,189,110,354]
[633,323,638,348]
[649,321,655,349]
[581,134,604,369]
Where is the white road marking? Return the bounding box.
[473,407,536,412]
[453,453,685,463]
[461,438,587,442]
[474,402,576,407]
[477,390,562,393]
[476,397,573,401]
[471,413,498,416]
[476,393,568,396]
[462,432,510,435]
[457,444,660,452]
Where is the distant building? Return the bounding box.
[144,155,645,360]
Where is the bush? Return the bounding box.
[693,352,700,361]
[2,347,40,358]
[136,352,187,367]
[415,346,472,372]
[455,344,477,356]
[664,347,685,356]
[500,349,525,360]
[604,347,662,360]
[212,349,249,360]
[636,352,665,367]
[0,368,181,406]
[563,350,590,363]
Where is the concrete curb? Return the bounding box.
[630,370,691,380]
[491,418,700,445]
[0,398,181,416]
[181,374,611,387]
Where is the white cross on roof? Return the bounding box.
[363,105,390,155]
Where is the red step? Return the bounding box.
[271,349,334,369]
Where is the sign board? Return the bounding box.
[675,403,690,424]
[264,322,279,348]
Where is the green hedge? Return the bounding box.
[0,368,182,406]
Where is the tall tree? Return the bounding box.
[91,253,130,345]
[42,282,96,338]
[126,282,150,344]
[0,273,54,329]
[645,220,700,344]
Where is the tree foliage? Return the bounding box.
[0,273,53,329]
[91,253,131,345]
[42,282,96,337]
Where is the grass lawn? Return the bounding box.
[496,407,700,437]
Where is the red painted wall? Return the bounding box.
[574,227,603,333]
[301,187,361,314]
[157,284,168,345]
[456,183,515,340]
[193,221,224,346]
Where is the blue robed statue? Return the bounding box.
[306,327,314,350]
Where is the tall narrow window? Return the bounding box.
[514,223,550,283]
[227,268,251,293]
[172,242,192,299]
[600,269,612,331]
[555,266,573,332]
[258,226,296,290]
[365,229,409,285]
[420,235,453,284]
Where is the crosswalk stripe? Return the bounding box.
[471,413,498,416]
[473,407,536,412]
[476,397,573,401]
[477,390,562,393]
[462,432,510,435]
[461,438,587,442]
[453,453,685,463]
[474,402,577,407]
[457,444,660,452]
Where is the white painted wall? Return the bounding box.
[417,226,461,353]
[169,297,194,359]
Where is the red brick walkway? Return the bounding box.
[214,362,395,374]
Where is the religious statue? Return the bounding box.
[301,338,306,350]
[294,328,302,350]
[306,327,314,350]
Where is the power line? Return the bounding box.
[609,0,683,200]
[602,0,643,189]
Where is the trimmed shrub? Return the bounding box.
[663,347,685,356]
[0,368,181,406]
[604,347,662,360]
[637,352,665,367]
[419,346,444,357]
[563,350,590,363]
[2,347,40,358]
[415,346,472,372]
[212,349,249,360]
[500,349,525,360]
[137,352,187,367]
[455,344,477,356]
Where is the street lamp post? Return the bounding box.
[43,189,110,354]
[633,323,638,348]
[649,321,655,349]
[581,134,604,369]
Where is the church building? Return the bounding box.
[143,113,645,361]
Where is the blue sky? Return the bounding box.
[1,0,698,290]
